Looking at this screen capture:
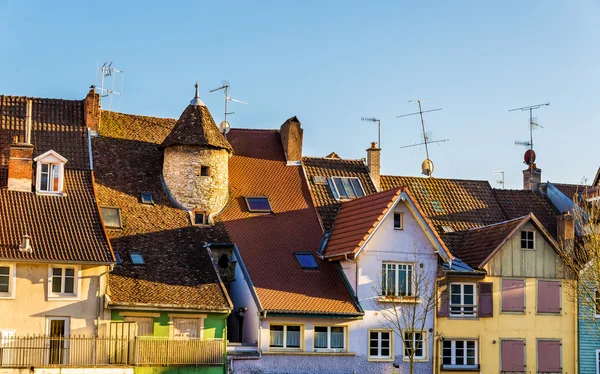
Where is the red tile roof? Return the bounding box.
[324,188,402,258]
[220,129,361,316]
[93,110,231,311]
[0,95,113,263]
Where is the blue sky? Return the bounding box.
[1,1,598,188]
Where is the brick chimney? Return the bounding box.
[523,163,542,191]
[280,116,303,165]
[85,86,101,134]
[366,142,381,191]
[8,99,34,192]
[557,212,575,252]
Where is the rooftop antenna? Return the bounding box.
[210,80,247,134]
[361,117,381,148]
[397,100,446,177]
[492,170,505,189]
[97,61,125,111]
[509,102,549,189]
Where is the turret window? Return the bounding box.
[200,166,211,177]
[192,210,206,225]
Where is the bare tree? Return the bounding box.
[373,252,438,374]
[556,188,600,336]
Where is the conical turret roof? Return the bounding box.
[161,84,233,152]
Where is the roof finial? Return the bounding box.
[190,81,206,106]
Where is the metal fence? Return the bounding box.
[0,335,223,367]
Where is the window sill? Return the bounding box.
[536,312,562,316]
[403,357,428,362]
[0,295,15,300]
[394,228,404,231]
[441,366,479,372]
[263,351,355,356]
[448,315,478,320]
[378,296,418,304]
[36,191,65,197]
[368,357,394,362]
[48,294,79,301]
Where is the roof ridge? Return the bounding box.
[382,174,493,184]
[229,128,279,132]
[0,94,83,103]
[303,156,365,162]
[102,110,176,121]
[464,215,529,232]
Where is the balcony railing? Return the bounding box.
[0,335,224,367]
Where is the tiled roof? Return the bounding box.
[0,95,112,263]
[594,167,600,187]
[450,216,526,268]
[324,188,403,258]
[161,105,233,152]
[381,175,507,233]
[302,156,378,231]
[492,189,559,239]
[221,129,361,316]
[552,183,588,199]
[93,110,231,311]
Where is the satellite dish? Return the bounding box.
[219,121,231,135]
[421,159,434,177]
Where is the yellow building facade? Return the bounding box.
[434,220,577,374]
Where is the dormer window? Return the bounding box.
[328,177,365,200]
[34,150,67,195]
[192,210,207,225]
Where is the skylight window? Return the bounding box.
[441,225,454,233]
[100,207,122,229]
[245,197,272,213]
[130,252,145,265]
[141,192,153,205]
[432,201,443,213]
[312,176,328,185]
[114,252,123,265]
[295,252,318,270]
[328,177,365,200]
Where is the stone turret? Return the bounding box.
[162,84,233,219]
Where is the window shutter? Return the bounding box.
[538,340,561,372]
[437,282,449,317]
[502,279,525,312]
[501,340,525,372]
[478,282,493,317]
[538,280,561,313]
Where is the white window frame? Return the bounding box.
[520,230,535,250]
[47,265,81,300]
[268,324,303,350]
[0,263,16,299]
[168,313,206,339]
[382,262,414,298]
[394,212,404,230]
[403,330,427,361]
[442,339,478,369]
[313,325,346,352]
[596,349,600,374]
[449,283,477,317]
[368,329,393,361]
[34,150,67,195]
[328,176,366,200]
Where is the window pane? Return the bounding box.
[100,207,121,228]
[0,266,10,275]
[65,268,75,277]
[53,268,62,276]
[130,253,145,265]
[386,264,396,296]
[173,318,199,338]
[286,326,301,348]
[246,197,272,212]
[64,276,74,293]
[334,178,347,199]
[295,253,318,269]
[40,171,49,191]
[350,178,365,197]
[0,270,9,293]
[269,326,283,347]
[314,327,328,348]
[52,276,62,293]
[341,178,356,198]
[51,165,60,191]
[331,327,344,349]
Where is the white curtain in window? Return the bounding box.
[314,330,327,348]
[173,318,199,337]
[124,317,153,336]
[270,330,283,347]
[331,328,344,348]
[286,329,300,347]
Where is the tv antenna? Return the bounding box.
[492,170,505,189]
[210,80,247,133]
[397,100,447,177]
[509,102,549,155]
[96,61,125,111]
[361,117,381,148]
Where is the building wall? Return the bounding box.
[579,280,600,374]
[162,146,229,215]
[437,224,577,374]
[227,249,259,345]
[340,200,438,362]
[0,262,109,335]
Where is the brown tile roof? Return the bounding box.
[552,183,588,199]
[381,175,507,233]
[220,129,361,316]
[161,105,233,152]
[0,95,112,263]
[594,167,600,187]
[324,188,403,258]
[492,189,559,239]
[450,216,526,268]
[93,110,231,311]
[302,156,378,231]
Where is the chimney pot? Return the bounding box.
[371,142,377,149]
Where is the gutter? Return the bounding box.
[107,301,231,314]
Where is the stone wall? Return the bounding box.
[163,145,229,215]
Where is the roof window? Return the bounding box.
[295,252,318,270]
[312,176,328,185]
[328,177,365,200]
[129,252,145,265]
[441,225,454,233]
[100,207,122,229]
[141,192,153,205]
[432,201,443,213]
[114,252,123,265]
[245,197,272,213]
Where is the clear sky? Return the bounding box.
[1,1,598,189]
